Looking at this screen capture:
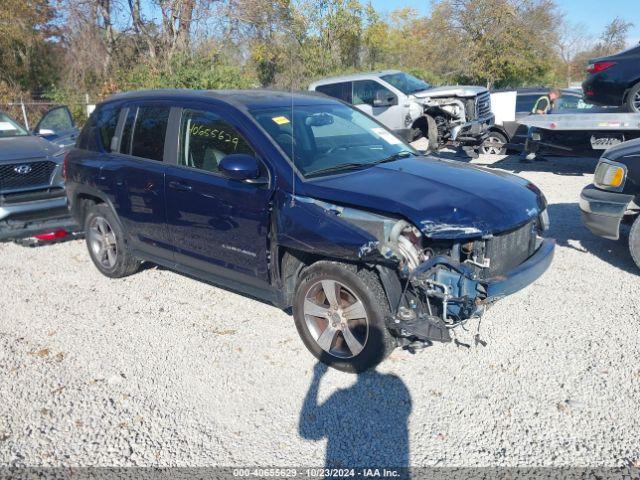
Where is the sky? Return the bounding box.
[369,0,640,44]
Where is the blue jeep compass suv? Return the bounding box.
[65,90,555,372]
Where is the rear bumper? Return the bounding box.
[485,238,555,301]
[0,196,78,241]
[579,184,634,240]
[582,76,625,107]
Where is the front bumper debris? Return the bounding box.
[452,114,495,145]
[387,239,555,345]
[579,184,634,240]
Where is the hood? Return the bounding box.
[603,137,640,161]
[0,135,62,163]
[412,85,488,99]
[301,156,545,239]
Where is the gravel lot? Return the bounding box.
[1,153,640,468]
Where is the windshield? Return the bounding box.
[380,72,430,95]
[0,112,28,138]
[250,103,416,178]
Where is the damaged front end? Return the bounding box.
[277,193,554,350]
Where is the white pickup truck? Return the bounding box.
[309,70,494,150]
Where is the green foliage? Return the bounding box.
[43,87,88,126]
[116,54,258,91]
[6,0,637,107]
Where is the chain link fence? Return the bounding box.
[0,97,96,131]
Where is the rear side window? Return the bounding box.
[124,106,170,161]
[78,104,120,152]
[315,82,353,103]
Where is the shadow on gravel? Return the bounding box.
[547,202,638,275]
[481,154,598,176]
[299,354,411,469]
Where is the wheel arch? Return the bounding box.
[623,78,640,102]
[488,125,510,141]
[276,246,397,312]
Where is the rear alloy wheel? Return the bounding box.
[293,261,396,373]
[480,132,507,155]
[88,216,118,270]
[626,83,640,113]
[84,204,140,278]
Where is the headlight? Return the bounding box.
[539,208,550,231]
[594,159,627,191]
[298,196,425,270]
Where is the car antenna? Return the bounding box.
[289,35,296,207]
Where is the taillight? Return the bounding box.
[62,151,70,179]
[587,61,616,74]
[34,230,68,241]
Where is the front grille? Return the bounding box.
[475,91,492,119]
[0,160,56,192]
[485,220,536,277]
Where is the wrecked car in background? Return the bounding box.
[580,138,640,269]
[309,70,494,151]
[0,107,79,242]
[65,90,553,373]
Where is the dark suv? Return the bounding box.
[66,90,555,372]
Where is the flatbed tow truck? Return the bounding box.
[517,110,640,158]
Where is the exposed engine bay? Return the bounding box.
[326,202,547,348]
[279,189,550,352]
[410,89,494,148]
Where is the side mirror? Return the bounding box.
[37,128,56,136]
[373,90,397,107]
[219,154,262,182]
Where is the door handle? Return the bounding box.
[168,180,192,192]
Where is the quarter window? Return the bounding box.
[179,109,255,174]
[78,104,120,152]
[127,106,170,161]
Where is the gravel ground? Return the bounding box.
[1,153,640,468]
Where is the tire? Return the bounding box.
[411,115,438,151]
[480,131,508,155]
[629,215,640,270]
[84,203,140,278]
[292,261,396,373]
[625,82,640,113]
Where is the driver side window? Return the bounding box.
[179,109,255,174]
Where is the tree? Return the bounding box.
[437,0,560,88]
[594,17,634,56]
[556,22,591,86]
[0,0,60,93]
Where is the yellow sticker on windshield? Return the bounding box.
[272,116,290,125]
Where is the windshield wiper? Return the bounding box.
[373,150,416,164]
[306,162,376,178]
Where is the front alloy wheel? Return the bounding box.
[293,261,396,373]
[303,279,369,359]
